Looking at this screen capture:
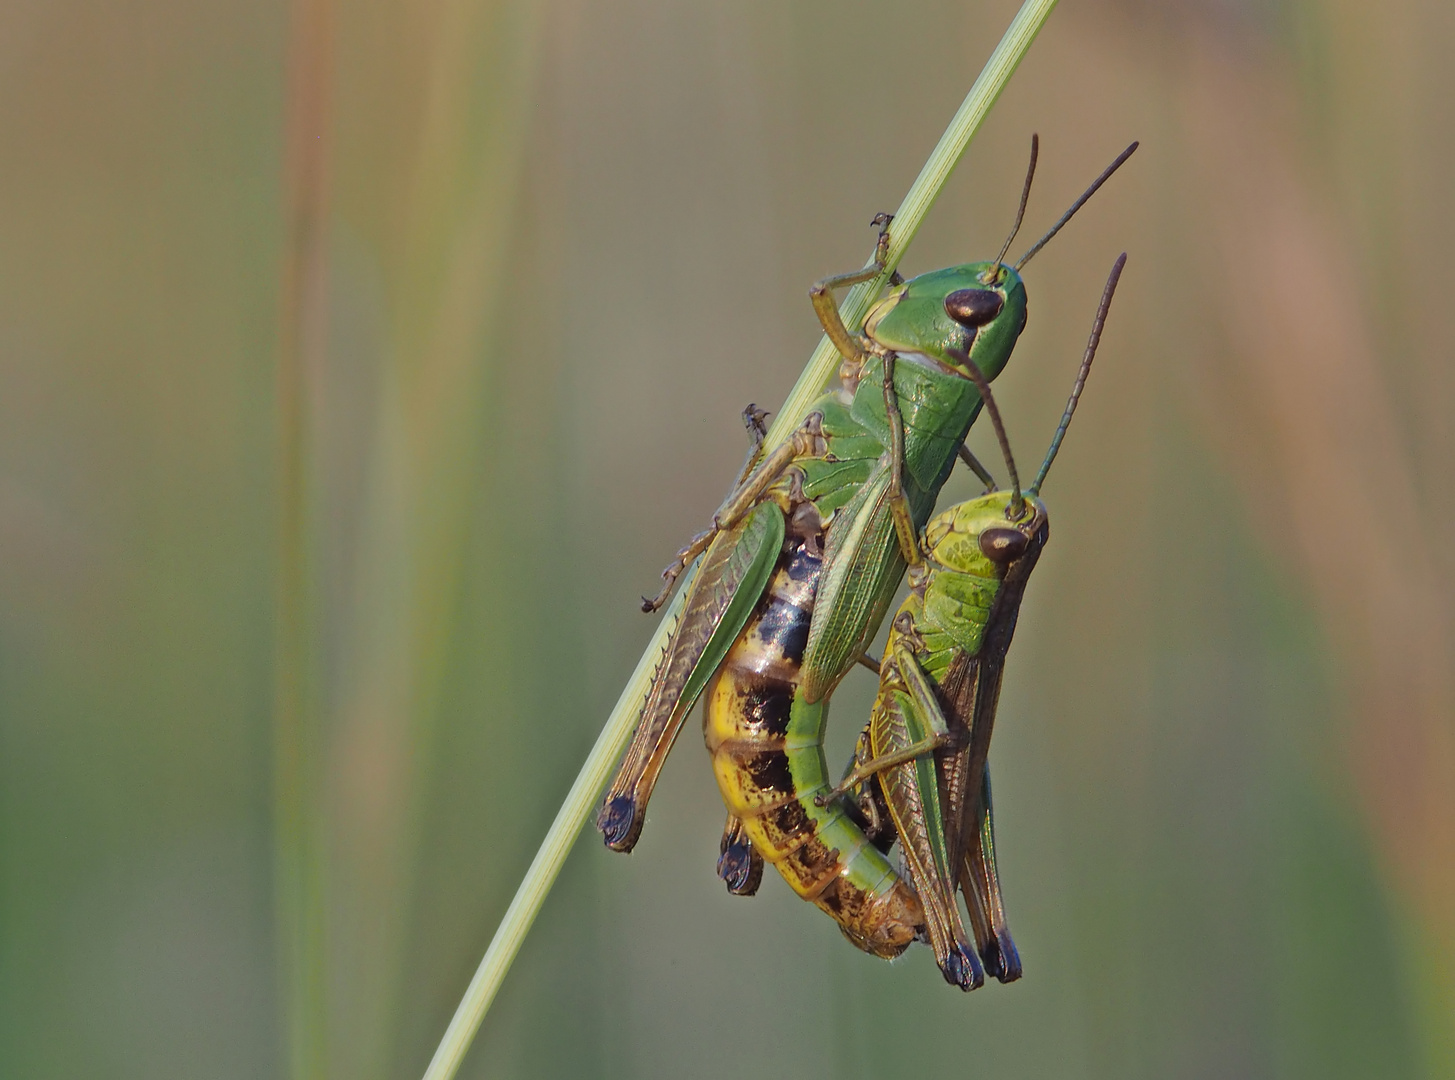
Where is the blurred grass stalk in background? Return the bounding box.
[275,0,332,1075]
[275,0,544,1076]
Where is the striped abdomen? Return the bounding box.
[702,529,923,958]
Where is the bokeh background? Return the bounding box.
[2,0,1453,1076]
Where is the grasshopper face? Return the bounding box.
[862,261,1029,385]
[920,490,1048,579]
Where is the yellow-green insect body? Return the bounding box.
[844,252,1125,989]
[859,490,1047,985]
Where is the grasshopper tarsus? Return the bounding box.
[716,828,764,896]
[717,814,764,895]
[870,212,894,267]
[741,403,770,445]
[642,528,716,612]
[598,794,643,852]
[981,933,1022,984]
[942,944,986,992]
[641,574,676,612]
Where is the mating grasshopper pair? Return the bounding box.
[599,136,1132,989]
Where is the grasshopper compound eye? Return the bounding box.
[978,526,1029,564]
[944,288,1005,328]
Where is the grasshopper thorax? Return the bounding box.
[920,490,1048,579]
[862,261,1028,385]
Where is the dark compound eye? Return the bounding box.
[978,526,1028,563]
[944,288,1004,328]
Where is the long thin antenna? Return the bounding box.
[1013,141,1137,271]
[1029,252,1126,496]
[984,134,1039,278]
[948,345,1022,519]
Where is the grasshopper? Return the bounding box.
[599,140,1136,956]
[825,254,1125,986]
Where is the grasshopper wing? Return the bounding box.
[937,650,1019,981]
[961,761,1022,981]
[599,500,785,852]
[798,461,903,703]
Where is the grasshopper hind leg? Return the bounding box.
[841,695,983,991]
[716,814,763,896]
[961,762,1022,982]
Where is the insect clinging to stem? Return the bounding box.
[821,252,1125,987]
[599,138,1136,970]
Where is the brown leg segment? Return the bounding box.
[807,213,893,364]
[641,414,824,612]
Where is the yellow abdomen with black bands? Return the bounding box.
[702,533,923,958]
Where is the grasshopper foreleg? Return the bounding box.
[808,213,893,364]
[641,414,825,612]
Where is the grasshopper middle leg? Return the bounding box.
[641,414,825,612]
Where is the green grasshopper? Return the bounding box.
[825,254,1124,986]
[599,139,1135,955]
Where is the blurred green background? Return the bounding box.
[2,0,1453,1076]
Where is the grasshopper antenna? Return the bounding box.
[980,134,1039,283]
[948,345,1022,520]
[1028,252,1126,496]
[1014,141,1138,271]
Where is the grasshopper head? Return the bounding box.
[862,261,1028,384]
[920,490,1048,578]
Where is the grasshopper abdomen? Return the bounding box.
[703,507,931,961]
